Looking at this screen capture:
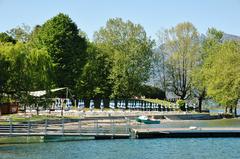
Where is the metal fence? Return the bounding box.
[0,118,131,137]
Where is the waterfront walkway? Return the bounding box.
[1,117,240,140]
[133,127,240,138]
[0,118,131,139]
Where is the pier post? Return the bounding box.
[78,119,81,135]
[111,119,115,137]
[9,117,12,135]
[125,118,130,135]
[96,120,99,136]
[62,118,64,136]
[45,119,48,135]
[28,119,31,135]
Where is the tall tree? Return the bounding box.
[191,28,224,112]
[202,40,240,116]
[0,45,11,99]
[153,31,171,94]
[33,13,87,91]
[7,24,31,43]
[76,43,112,100]
[94,18,154,98]
[159,22,200,99]
[0,32,16,44]
[1,43,54,113]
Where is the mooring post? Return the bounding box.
[112,118,115,137]
[28,118,31,135]
[62,117,64,136]
[78,119,81,135]
[96,120,99,136]
[125,117,129,135]
[45,119,48,135]
[9,117,12,135]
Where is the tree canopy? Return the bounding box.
[158,22,200,99]
[33,13,87,90]
[94,18,154,98]
[1,13,240,115]
[202,41,240,113]
[76,43,112,99]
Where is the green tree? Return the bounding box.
[0,32,16,44]
[159,22,200,99]
[76,43,112,102]
[191,28,223,112]
[202,41,240,116]
[1,43,54,113]
[7,24,31,43]
[33,13,87,91]
[140,85,166,99]
[191,67,206,112]
[29,25,42,43]
[94,18,154,98]
[153,31,171,95]
[0,45,11,100]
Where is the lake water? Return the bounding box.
[0,138,240,159]
[157,118,240,128]
[209,109,240,115]
[1,119,240,159]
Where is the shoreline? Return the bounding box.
[0,111,239,144]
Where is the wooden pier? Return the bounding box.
[0,118,131,141]
[2,117,240,143]
[132,127,240,138]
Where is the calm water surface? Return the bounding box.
[157,118,240,128]
[1,119,240,159]
[0,138,240,159]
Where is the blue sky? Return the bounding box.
[0,0,239,40]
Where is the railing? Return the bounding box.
[0,118,131,137]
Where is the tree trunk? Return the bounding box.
[94,98,101,109]
[229,106,233,114]
[36,103,39,116]
[234,106,237,117]
[24,104,27,115]
[224,106,228,114]
[198,97,202,113]
[61,105,63,117]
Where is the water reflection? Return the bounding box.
[1,138,240,159]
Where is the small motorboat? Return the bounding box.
[136,115,160,124]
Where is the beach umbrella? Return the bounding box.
[127,100,132,110]
[90,100,94,111]
[116,100,121,109]
[141,101,145,111]
[109,100,115,110]
[121,100,126,111]
[100,99,104,111]
[55,98,61,109]
[66,99,72,107]
[78,99,84,110]
[161,105,164,112]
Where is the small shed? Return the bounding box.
[0,102,19,115]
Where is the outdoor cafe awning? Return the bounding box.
[29,87,67,97]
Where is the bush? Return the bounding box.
[140,85,165,99]
[176,99,185,111]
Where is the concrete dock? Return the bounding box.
[132,127,240,138]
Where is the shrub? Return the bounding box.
[176,99,186,111]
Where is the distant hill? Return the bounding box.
[222,33,240,41]
[200,33,240,42]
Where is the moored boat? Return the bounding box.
[136,115,160,124]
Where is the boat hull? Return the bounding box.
[142,120,160,124]
[136,116,160,124]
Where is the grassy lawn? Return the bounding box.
[0,114,69,124]
[0,136,44,144]
[142,98,175,108]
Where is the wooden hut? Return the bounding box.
[0,102,19,115]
